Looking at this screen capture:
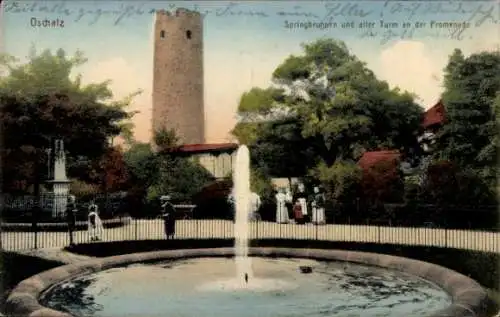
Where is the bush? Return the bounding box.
[421,160,496,205]
[360,160,404,207]
[311,161,362,204]
[192,179,232,219]
[148,157,214,203]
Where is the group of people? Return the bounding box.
[66,195,176,242]
[275,184,326,225]
[73,183,325,244]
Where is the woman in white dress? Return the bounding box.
[275,188,290,223]
[87,201,104,241]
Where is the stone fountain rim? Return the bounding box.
[5,247,491,317]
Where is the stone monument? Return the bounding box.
[46,139,71,218]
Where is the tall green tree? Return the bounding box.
[0,48,140,192]
[435,49,500,188]
[232,39,423,191]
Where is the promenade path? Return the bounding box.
[2,219,499,254]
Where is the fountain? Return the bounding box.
[6,150,491,317]
[233,145,253,285]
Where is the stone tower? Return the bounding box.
[152,8,205,146]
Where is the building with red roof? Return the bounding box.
[172,143,238,155]
[422,100,446,130]
[358,100,446,170]
[358,150,401,170]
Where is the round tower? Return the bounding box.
[152,8,205,146]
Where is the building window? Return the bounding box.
[186,30,192,39]
[160,30,165,38]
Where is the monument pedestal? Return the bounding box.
[46,139,71,219]
[46,180,71,218]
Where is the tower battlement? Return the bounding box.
[156,8,201,18]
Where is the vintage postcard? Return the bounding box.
[1,0,499,316]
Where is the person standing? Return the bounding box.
[66,195,77,246]
[311,187,326,225]
[293,183,309,222]
[293,200,305,224]
[161,195,176,239]
[87,201,103,241]
[249,191,261,221]
[275,188,290,223]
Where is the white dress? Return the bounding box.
[249,192,261,220]
[275,192,289,223]
[88,211,104,240]
[312,194,326,224]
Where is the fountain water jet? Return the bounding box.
[233,145,253,285]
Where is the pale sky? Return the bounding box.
[3,1,499,143]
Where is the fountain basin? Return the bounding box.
[5,248,492,317]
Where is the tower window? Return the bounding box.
[160,30,165,38]
[186,30,192,39]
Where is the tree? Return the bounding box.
[232,39,423,183]
[148,157,214,202]
[0,48,140,193]
[310,160,362,203]
[435,49,500,190]
[421,160,495,206]
[95,147,130,192]
[360,160,404,207]
[123,142,159,188]
[153,127,179,152]
[249,118,315,178]
[145,129,214,203]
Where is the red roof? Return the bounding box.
[173,143,239,154]
[423,100,446,129]
[358,150,401,169]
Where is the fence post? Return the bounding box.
[134,218,138,240]
[315,223,318,241]
[444,229,448,248]
[377,225,381,244]
[256,218,259,240]
[196,219,199,239]
[32,206,38,250]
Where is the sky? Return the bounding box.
[2,0,499,143]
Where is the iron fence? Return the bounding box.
[1,218,499,254]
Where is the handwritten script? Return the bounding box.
[4,0,498,42]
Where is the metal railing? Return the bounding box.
[1,218,499,254]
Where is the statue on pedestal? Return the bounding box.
[48,139,71,219]
[311,187,326,225]
[275,188,290,223]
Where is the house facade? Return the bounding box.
[171,143,239,179]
